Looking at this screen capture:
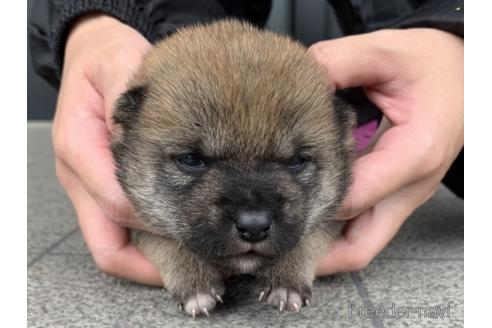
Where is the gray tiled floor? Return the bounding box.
[27,122,464,327]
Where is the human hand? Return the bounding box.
[308,28,464,275]
[52,14,162,285]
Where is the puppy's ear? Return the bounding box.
[111,85,148,164]
[333,96,357,133]
[332,96,357,154]
[113,85,148,129]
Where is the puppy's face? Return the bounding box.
[112,21,353,273]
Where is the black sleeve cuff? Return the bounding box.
[392,0,463,38]
[31,0,271,86]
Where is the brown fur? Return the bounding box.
[111,20,355,316]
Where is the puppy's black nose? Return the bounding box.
[236,211,271,243]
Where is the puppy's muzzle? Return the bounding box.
[235,211,271,243]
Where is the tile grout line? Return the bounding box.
[27,227,79,268]
[350,272,385,328]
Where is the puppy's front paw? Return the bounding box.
[175,283,225,317]
[258,281,311,312]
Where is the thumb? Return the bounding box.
[86,43,152,131]
[307,32,417,220]
[307,31,397,90]
[99,55,148,131]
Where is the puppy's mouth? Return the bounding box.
[231,250,273,259]
[224,251,274,274]
[231,241,277,259]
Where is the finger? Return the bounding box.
[338,122,435,220]
[316,179,436,276]
[317,201,408,276]
[308,32,398,91]
[54,75,145,230]
[308,34,416,124]
[57,160,162,286]
[98,61,140,131]
[90,45,151,131]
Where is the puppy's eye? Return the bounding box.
[176,153,207,171]
[287,157,306,171]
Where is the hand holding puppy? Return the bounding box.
[52,15,162,285]
[310,28,464,275]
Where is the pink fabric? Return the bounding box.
[353,120,378,151]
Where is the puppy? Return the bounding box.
[111,19,354,317]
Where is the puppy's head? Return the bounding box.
[112,20,354,273]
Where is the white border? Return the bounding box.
[464,2,491,327]
[0,0,27,326]
[14,1,487,327]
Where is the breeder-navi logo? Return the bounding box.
[348,303,451,319]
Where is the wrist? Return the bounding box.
[63,13,150,73]
[67,14,123,49]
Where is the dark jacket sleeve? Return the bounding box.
[28,0,271,88]
[327,0,463,39]
[393,0,463,37]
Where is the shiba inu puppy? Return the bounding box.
[112,19,354,317]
